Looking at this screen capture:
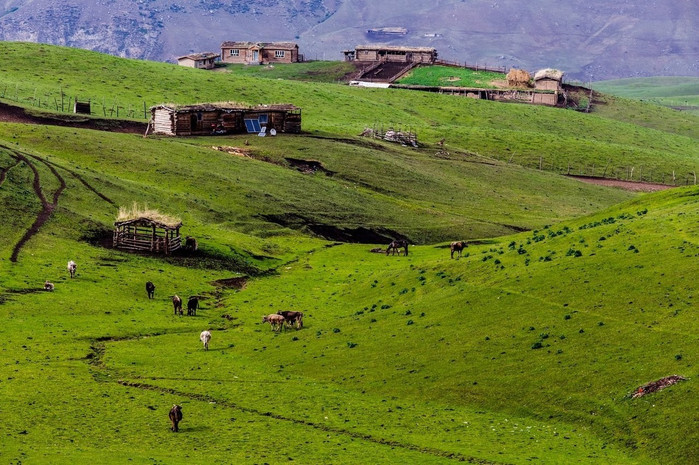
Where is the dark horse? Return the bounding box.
[386,239,409,256]
[146,281,155,299]
[169,404,183,432]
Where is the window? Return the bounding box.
[275,50,285,58]
[258,114,268,124]
[244,119,261,133]
[230,49,239,57]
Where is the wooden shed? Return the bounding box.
[344,45,437,64]
[113,217,182,255]
[149,103,302,136]
[177,52,219,69]
[534,69,564,91]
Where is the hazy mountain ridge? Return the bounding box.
[0,0,696,79]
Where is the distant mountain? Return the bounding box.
[0,0,696,80]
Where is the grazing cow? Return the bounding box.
[386,239,409,256]
[450,241,467,259]
[187,296,199,316]
[169,404,183,432]
[67,260,77,278]
[278,311,304,329]
[262,314,285,332]
[146,281,155,299]
[44,281,55,291]
[200,330,211,350]
[172,295,183,316]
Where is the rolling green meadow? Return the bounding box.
[592,77,699,116]
[0,42,698,464]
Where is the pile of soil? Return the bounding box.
[631,375,687,398]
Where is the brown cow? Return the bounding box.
[278,311,304,329]
[262,314,285,332]
[169,404,183,432]
[172,295,183,316]
[450,241,467,259]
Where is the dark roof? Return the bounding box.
[355,45,436,53]
[151,102,300,113]
[177,52,219,61]
[220,41,298,50]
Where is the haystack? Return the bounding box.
[507,69,531,88]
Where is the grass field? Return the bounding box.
[0,43,698,464]
[219,61,357,83]
[396,65,506,88]
[0,43,697,182]
[592,77,699,116]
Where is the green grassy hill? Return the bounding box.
[593,77,699,116]
[0,43,697,464]
[0,42,697,183]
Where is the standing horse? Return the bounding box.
[386,240,409,256]
[450,241,467,259]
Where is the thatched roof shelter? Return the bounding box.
[113,205,183,254]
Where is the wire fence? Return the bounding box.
[0,80,151,120]
[502,154,698,186]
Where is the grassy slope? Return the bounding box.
[219,61,357,83]
[0,44,698,464]
[592,77,699,116]
[396,65,506,88]
[0,42,697,181]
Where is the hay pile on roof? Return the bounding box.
[150,102,299,112]
[507,69,531,87]
[116,202,182,228]
[534,68,565,81]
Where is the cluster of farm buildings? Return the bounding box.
[162,41,565,137]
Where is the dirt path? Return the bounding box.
[0,101,148,134]
[8,148,66,262]
[567,175,675,192]
[84,327,500,464]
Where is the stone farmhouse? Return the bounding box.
[220,42,300,65]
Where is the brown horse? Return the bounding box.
[169,404,183,432]
[450,241,467,259]
[386,239,409,256]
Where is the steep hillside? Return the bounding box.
[0,130,696,462]
[0,0,697,79]
[1,43,697,186]
[0,43,697,464]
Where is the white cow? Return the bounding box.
[200,330,211,350]
[67,260,77,278]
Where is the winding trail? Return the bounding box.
[8,149,66,262]
[116,378,501,464]
[86,330,501,465]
